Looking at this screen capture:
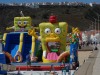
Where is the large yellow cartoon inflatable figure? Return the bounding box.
[28,15,68,63]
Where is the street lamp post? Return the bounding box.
[94,18,96,34]
[92,21,94,30]
[92,18,98,50]
[89,21,94,30]
[89,5,100,33]
[88,16,97,33]
[98,15,100,33]
[93,11,100,33]
[90,18,98,49]
[91,18,97,34]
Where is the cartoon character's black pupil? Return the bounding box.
[24,22,26,24]
[18,22,21,24]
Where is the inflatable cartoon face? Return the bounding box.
[14,17,32,31]
[39,22,68,62]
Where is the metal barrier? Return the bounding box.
[0,63,16,71]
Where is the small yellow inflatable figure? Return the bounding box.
[5,13,36,62]
[28,15,68,63]
[6,17,33,32]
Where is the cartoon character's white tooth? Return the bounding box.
[48,43,50,46]
[43,51,46,58]
[48,42,52,46]
[52,42,56,45]
[48,42,60,47]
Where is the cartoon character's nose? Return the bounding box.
[50,33,56,37]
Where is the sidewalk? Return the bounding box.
[92,45,100,75]
[74,45,99,75]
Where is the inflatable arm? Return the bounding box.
[14,33,23,62]
[30,36,38,62]
[28,29,40,40]
[6,26,15,30]
[2,33,7,46]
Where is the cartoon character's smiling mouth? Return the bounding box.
[18,25,27,28]
[17,21,28,28]
[44,36,61,60]
[47,42,60,52]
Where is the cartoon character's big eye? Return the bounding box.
[44,28,51,34]
[18,21,22,25]
[55,28,61,34]
[23,21,28,25]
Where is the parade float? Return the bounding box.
[0,15,80,74]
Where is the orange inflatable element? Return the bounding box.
[3,51,15,63]
[57,51,70,62]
